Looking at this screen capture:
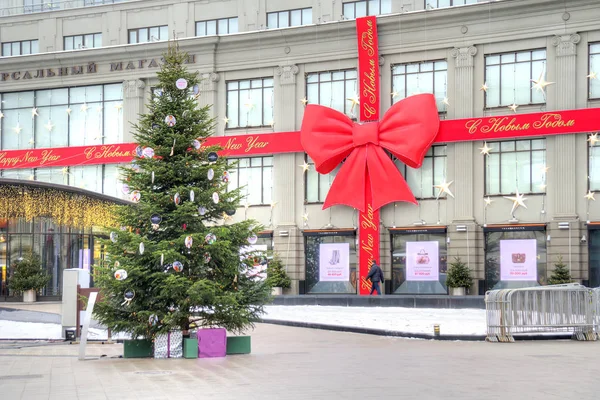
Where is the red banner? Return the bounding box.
[356,16,380,122]
[356,16,380,295]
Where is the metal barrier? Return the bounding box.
[485,284,599,342]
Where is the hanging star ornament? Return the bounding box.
[44,120,54,132]
[588,133,599,146]
[391,91,399,99]
[585,191,596,201]
[299,161,310,173]
[28,138,34,145]
[508,103,519,113]
[480,82,489,92]
[61,167,69,175]
[96,105,103,113]
[300,97,308,106]
[541,166,550,173]
[223,116,229,124]
[0,112,4,119]
[302,212,309,221]
[484,197,493,206]
[270,201,278,209]
[244,202,250,210]
[479,142,492,155]
[31,107,38,118]
[442,97,449,106]
[80,103,89,113]
[504,189,528,215]
[433,180,455,199]
[66,107,72,115]
[588,71,598,80]
[531,73,555,92]
[13,124,22,134]
[347,95,360,111]
[114,103,123,111]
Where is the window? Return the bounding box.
[1,40,39,57]
[589,43,600,99]
[426,0,477,8]
[394,146,447,199]
[64,33,102,50]
[196,17,238,36]
[84,0,127,5]
[485,139,546,196]
[128,26,168,44]
[391,61,448,112]
[485,49,547,108]
[226,78,274,128]
[306,70,358,116]
[0,84,123,151]
[267,8,312,28]
[343,0,391,19]
[227,157,273,205]
[24,0,59,13]
[590,138,600,191]
[305,155,338,203]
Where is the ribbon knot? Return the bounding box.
[353,122,379,147]
[300,94,440,212]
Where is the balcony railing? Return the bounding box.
[0,0,132,17]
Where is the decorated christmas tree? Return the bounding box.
[93,43,272,339]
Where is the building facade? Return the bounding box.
[1,0,600,297]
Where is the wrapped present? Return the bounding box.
[198,328,226,358]
[154,330,183,359]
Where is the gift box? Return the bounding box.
[197,328,226,358]
[226,336,251,355]
[154,331,183,359]
[183,338,198,359]
[123,339,153,358]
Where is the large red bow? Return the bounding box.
[301,94,440,212]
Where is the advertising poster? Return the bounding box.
[240,244,268,281]
[500,239,538,281]
[406,241,439,281]
[319,243,350,282]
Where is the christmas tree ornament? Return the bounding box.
[165,115,177,127]
[152,223,160,231]
[142,147,155,158]
[170,138,176,156]
[151,171,155,184]
[173,261,184,272]
[203,253,211,263]
[182,110,190,118]
[207,152,218,162]
[164,263,172,273]
[225,208,236,216]
[212,192,219,204]
[149,314,158,326]
[198,206,207,216]
[114,269,127,280]
[192,84,200,95]
[135,146,144,157]
[174,193,181,205]
[110,232,118,243]
[205,233,216,244]
[131,163,140,172]
[151,214,162,224]
[121,184,130,194]
[122,290,135,306]
[114,261,120,269]
[185,236,193,248]
[192,139,201,149]
[139,242,145,255]
[182,223,187,230]
[130,191,141,203]
[190,190,195,202]
[176,78,188,89]
[160,254,164,265]
[248,234,258,245]
[207,168,215,180]
[222,171,230,183]
[152,123,159,130]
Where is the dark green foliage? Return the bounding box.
[266,255,291,289]
[93,44,271,339]
[445,257,473,289]
[548,255,572,285]
[8,252,50,293]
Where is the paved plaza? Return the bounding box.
[0,323,598,400]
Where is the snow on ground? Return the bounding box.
[0,320,130,340]
[263,306,487,336]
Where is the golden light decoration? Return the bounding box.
[0,185,118,227]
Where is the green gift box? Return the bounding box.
[184,338,198,359]
[226,336,251,355]
[123,339,153,358]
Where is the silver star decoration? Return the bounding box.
[504,189,528,215]
[66,107,72,115]
[484,197,493,206]
[479,142,492,155]
[80,103,89,113]
[31,107,39,118]
[585,191,596,201]
[300,161,310,173]
[114,103,123,111]
[13,124,22,134]
[44,121,54,132]
[433,180,454,199]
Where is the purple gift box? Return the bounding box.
[197,328,226,358]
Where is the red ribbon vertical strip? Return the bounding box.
[356,16,381,295]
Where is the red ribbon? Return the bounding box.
[300,94,440,212]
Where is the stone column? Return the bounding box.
[122,79,145,142]
[273,64,303,294]
[548,34,583,282]
[449,46,481,294]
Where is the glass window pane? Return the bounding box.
[31,40,39,54]
[267,13,277,29]
[381,0,392,14]
[94,33,102,47]
[74,36,83,49]
[197,21,206,36]
[129,31,137,43]
[12,42,20,55]
[291,10,302,26]
[138,28,148,43]
[229,18,238,33]
[356,1,367,17]
[343,3,354,19]
[206,21,217,35]
[302,8,312,24]
[159,26,168,40]
[3,43,11,56]
[279,11,289,28]
[218,19,228,34]
[22,41,31,54]
[149,27,159,42]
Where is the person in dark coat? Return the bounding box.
[367,261,384,295]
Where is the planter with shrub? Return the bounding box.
[8,252,51,302]
[445,257,473,296]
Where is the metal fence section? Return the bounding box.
[485,284,599,342]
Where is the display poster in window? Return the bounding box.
[240,244,268,281]
[406,241,439,281]
[500,239,537,281]
[319,243,350,282]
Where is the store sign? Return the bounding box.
[319,243,350,282]
[406,241,439,281]
[500,239,538,281]
[0,55,196,83]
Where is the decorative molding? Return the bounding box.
[122,79,145,98]
[275,64,299,85]
[200,72,220,91]
[451,46,477,68]
[552,34,580,57]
